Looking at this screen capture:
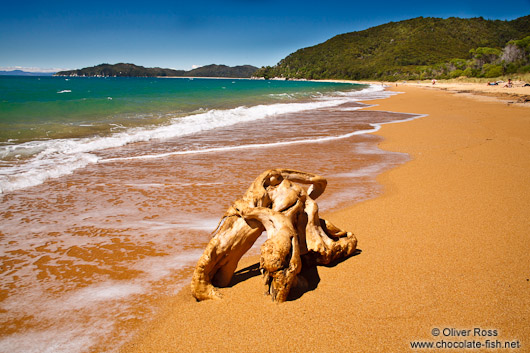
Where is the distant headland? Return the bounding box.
[0,70,55,76]
[54,63,259,78]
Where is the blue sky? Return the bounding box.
[1,0,529,72]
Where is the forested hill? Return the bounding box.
[55,63,258,78]
[254,15,530,81]
[185,64,258,77]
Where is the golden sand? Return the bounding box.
[121,86,530,352]
[404,80,530,102]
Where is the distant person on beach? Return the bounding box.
[432,79,436,85]
[504,79,513,88]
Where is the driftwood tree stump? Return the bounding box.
[191,169,357,302]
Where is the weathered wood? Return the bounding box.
[191,169,357,302]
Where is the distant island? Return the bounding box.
[0,70,55,76]
[255,15,530,81]
[54,63,258,78]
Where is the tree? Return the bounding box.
[470,47,502,67]
[483,64,503,78]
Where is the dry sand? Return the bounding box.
[408,80,530,97]
[121,86,530,352]
[388,80,530,108]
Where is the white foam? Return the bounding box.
[338,107,363,111]
[64,283,145,309]
[333,164,389,178]
[138,217,219,231]
[57,90,71,94]
[0,153,99,193]
[100,112,426,163]
[130,250,204,283]
[268,92,296,99]
[0,247,204,353]
[0,282,136,353]
[0,329,94,353]
[324,84,397,100]
[100,124,382,162]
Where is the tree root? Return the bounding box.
[191,169,357,302]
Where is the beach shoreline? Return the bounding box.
[120,85,530,352]
[324,78,530,107]
[0,82,415,352]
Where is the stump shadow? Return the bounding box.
[229,262,260,287]
[228,249,362,301]
[287,248,362,301]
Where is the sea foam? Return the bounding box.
[0,85,395,194]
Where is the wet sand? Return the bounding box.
[121,86,530,352]
[0,94,418,352]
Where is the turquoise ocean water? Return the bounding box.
[0,76,358,143]
[0,76,370,193]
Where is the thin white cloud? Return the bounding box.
[191,64,202,69]
[0,66,70,73]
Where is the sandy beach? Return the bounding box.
[396,80,530,108]
[120,84,530,352]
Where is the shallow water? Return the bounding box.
[0,83,421,352]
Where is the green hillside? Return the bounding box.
[255,15,530,81]
[185,64,259,77]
